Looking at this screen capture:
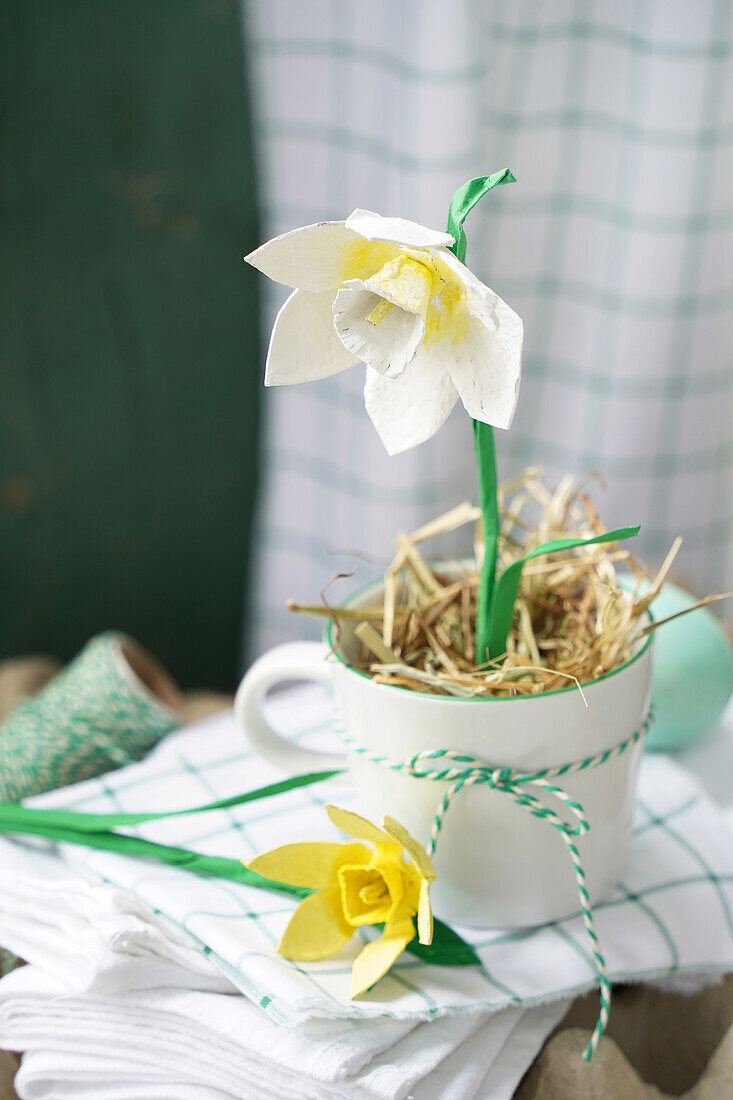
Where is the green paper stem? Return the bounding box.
[445,169,516,664]
[0,774,478,968]
[0,811,309,898]
[486,525,641,661]
[473,420,500,665]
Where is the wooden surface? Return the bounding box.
[0,1051,19,1100]
[516,978,733,1098]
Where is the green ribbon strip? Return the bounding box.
[445,170,517,665]
[0,770,478,967]
[486,525,641,660]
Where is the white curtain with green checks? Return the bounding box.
[243,0,733,657]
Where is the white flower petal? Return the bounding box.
[245,222,359,292]
[345,209,454,250]
[444,312,519,431]
[447,312,522,429]
[333,284,425,378]
[364,350,458,455]
[265,289,359,386]
[434,249,523,429]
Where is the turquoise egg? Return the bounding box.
[645,582,733,752]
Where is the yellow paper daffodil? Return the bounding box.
[245,804,436,998]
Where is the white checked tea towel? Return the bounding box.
[3,683,732,1026]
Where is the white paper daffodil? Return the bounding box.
[245,210,523,455]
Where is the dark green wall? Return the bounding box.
[1,1,261,689]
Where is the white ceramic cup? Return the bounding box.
[235,580,653,929]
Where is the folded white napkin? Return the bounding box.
[0,965,568,1100]
[0,838,230,996]
[21,685,733,1026]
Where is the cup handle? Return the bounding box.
[234,642,347,775]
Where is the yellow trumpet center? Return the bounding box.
[364,255,433,319]
[365,297,394,326]
[338,863,407,927]
[339,239,472,347]
[358,880,389,905]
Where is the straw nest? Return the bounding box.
[288,469,723,700]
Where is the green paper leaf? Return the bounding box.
[487,525,641,660]
[406,918,480,967]
[446,168,516,264]
[0,770,342,834]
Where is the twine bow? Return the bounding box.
[340,710,654,1062]
[408,749,604,1060]
[407,751,590,853]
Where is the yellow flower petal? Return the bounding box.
[381,816,436,882]
[277,886,352,961]
[326,804,393,847]
[417,878,433,946]
[350,918,415,997]
[246,841,370,889]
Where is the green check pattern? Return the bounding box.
[13,684,733,1028]
[241,1,733,660]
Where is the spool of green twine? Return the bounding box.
[0,632,180,803]
[0,632,181,977]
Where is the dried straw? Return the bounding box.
[288,470,728,699]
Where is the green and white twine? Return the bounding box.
[0,633,179,803]
[339,708,654,1061]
